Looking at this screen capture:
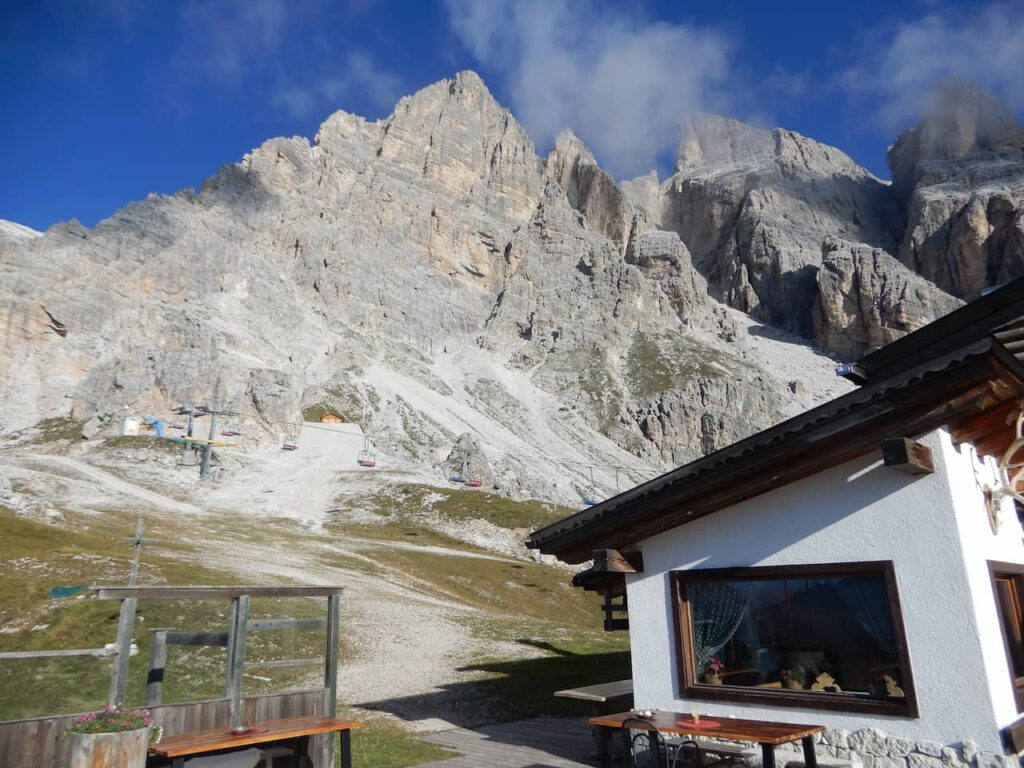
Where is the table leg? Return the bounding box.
[801,737,818,768]
[762,744,777,768]
[296,735,310,768]
[340,729,353,768]
[590,702,607,758]
[598,725,613,768]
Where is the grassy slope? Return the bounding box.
[0,482,627,767]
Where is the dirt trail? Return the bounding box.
[177,520,539,729]
[25,455,202,514]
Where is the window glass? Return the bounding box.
[993,573,1024,696]
[686,572,905,700]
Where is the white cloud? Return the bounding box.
[841,1,1024,132]
[444,0,734,178]
[273,50,403,118]
[176,0,303,86]
[173,0,401,118]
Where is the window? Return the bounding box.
[990,562,1024,711]
[671,562,917,716]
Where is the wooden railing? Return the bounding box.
[0,688,331,768]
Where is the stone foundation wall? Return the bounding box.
[767,728,1020,768]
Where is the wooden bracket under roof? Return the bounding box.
[881,438,934,475]
[592,549,643,574]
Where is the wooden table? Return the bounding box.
[147,715,363,768]
[589,710,823,768]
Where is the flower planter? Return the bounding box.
[704,672,723,685]
[68,726,151,768]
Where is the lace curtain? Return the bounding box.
[689,582,749,676]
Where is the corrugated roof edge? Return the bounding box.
[853,276,1024,384]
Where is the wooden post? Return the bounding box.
[108,597,137,707]
[109,520,151,706]
[325,594,340,715]
[225,595,249,729]
[145,630,168,706]
[323,592,341,767]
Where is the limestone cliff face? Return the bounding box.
[813,237,964,360]
[0,72,849,500]
[544,130,637,252]
[7,73,1020,497]
[621,115,904,337]
[889,81,1024,299]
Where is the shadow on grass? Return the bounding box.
[357,643,631,728]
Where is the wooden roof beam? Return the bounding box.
[949,401,1020,445]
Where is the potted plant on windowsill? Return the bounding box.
[781,669,803,690]
[704,657,725,685]
[63,706,160,768]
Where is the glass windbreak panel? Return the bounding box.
[122,598,233,708]
[688,573,905,700]
[995,577,1024,682]
[0,595,117,720]
[0,656,113,721]
[242,597,328,698]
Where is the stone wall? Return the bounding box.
[764,727,1020,768]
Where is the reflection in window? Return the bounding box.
[991,567,1024,711]
[684,570,907,701]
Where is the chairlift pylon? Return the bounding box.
[580,466,599,506]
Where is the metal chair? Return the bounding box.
[669,738,703,768]
[621,717,669,768]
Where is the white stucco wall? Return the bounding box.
[626,429,1024,752]
[940,432,1024,732]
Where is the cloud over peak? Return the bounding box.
[444,0,734,179]
[841,1,1024,133]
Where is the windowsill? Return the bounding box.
[684,683,919,717]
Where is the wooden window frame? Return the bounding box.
[670,561,919,717]
[988,561,1024,713]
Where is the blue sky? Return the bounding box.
[2,0,1022,231]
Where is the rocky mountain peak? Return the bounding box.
[889,80,1024,196]
[886,81,1024,300]
[675,114,775,172]
[547,130,598,176]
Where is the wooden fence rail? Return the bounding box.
[0,688,330,768]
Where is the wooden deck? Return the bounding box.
[421,716,599,767]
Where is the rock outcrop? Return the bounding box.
[813,237,964,360]
[545,130,636,252]
[889,80,1024,299]
[623,115,903,337]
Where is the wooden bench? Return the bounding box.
[554,679,634,713]
[555,680,633,755]
[147,715,362,768]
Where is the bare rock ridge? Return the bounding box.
[1,71,1021,502]
[620,115,903,339]
[813,237,964,360]
[888,79,1024,300]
